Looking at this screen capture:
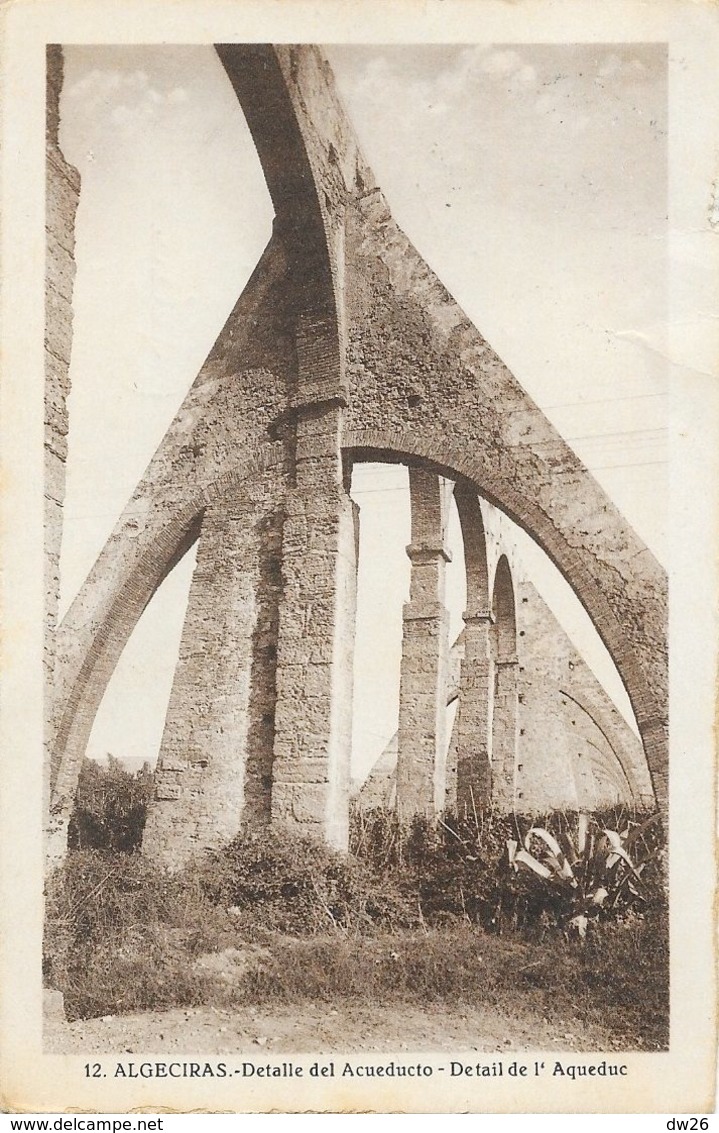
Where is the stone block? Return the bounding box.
[155,784,182,801]
[160,757,189,773]
[291,783,328,824]
[272,757,330,784]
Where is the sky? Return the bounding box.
[56,43,668,776]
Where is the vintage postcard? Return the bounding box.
[0,0,717,1116]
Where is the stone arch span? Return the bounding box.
[216,45,372,303]
[48,45,368,865]
[49,505,203,857]
[343,431,666,811]
[454,479,490,616]
[215,46,666,814]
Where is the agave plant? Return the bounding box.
[506,811,663,936]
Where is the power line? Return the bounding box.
[353,458,668,492]
[513,428,666,446]
[565,427,665,441]
[351,484,407,493]
[514,392,668,412]
[591,459,668,471]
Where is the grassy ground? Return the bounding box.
[240,921,667,1049]
[44,809,669,1051]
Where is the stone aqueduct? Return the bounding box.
[45,44,668,867]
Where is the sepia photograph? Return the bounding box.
[1,0,717,1115]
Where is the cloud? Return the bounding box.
[477,48,536,86]
[68,68,150,100]
[596,50,650,85]
[480,48,523,76]
[326,43,666,244]
[66,66,192,134]
[437,46,538,98]
[346,44,540,127]
[110,104,135,128]
[598,53,622,79]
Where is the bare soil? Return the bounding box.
[46,999,619,1056]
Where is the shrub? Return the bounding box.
[61,930,217,1020]
[241,927,502,1005]
[44,802,667,1044]
[351,806,551,930]
[506,811,665,934]
[350,804,666,935]
[43,832,420,1018]
[240,916,668,1048]
[191,827,419,937]
[44,849,234,1019]
[68,756,153,852]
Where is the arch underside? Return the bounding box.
[48,449,289,858]
[48,44,667,859]
[50,437,663,856]
[443,559,648,809]
[492,555,517,662]
[344,433,666,810]
[51,442,653,844]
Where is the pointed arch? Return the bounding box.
[490,554,519,808]
[492,555,517,663]
[343,431,666,813]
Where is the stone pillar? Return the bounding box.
[396,470,451,818]
[454,609,494,815]
[271,405,356,849]
[45,46,80,866]
[142,480,283,866]
[492,656,519,811]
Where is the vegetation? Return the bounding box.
[44,762,668,1049]
[350,805,666,936]
[68,756,153,853]
[506,810,664,936]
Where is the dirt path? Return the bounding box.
[46,1000,618,1055]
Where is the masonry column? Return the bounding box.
[45,47,80,866]
[270,315,356,850]
[142,473,285,867]
[492,656,519,811]
[455,608,494,814]
[396,470,451,818]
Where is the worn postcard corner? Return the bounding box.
[1,0,718,1117]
